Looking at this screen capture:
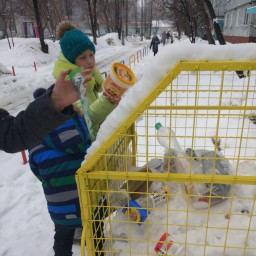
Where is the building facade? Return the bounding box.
[223,0,256,43]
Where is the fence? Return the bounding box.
[76,60,256,256]
[101,45,150,78]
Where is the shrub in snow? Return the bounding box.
[106,38,116,46]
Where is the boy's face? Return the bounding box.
[75,49,95,69]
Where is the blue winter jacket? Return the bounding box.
[28,113,91,228]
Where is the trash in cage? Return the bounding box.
[155,122,232,209]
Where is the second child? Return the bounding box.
[53,20,120,140]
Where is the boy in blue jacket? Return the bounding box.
[29,88,91,256]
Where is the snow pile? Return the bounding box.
[0,63,11,75]
[0,38,60,67]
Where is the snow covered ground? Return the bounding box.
[1,34,256,256]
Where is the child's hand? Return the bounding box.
[103,90,121,104]
[81,68,93,76]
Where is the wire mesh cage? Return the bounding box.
[76,61,256,256]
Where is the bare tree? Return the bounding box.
[84,0,98,44]
[162,0,199,43]
[64,0,72,19]
[125,0,129,36]
[142,0,153,38]
[202,0,225,45]
[133,0,138,34]
[98,0,115,33]
[201,0,244,77]
[140,0,144,40]
[0,0,19,46]
[114,0,122,39]
[194,0,215,44]
[149,0,153,37]
[32,0,48,53]
[121,0,125,45]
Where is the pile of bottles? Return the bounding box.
[155,122,231,209]
[108,122,232,255]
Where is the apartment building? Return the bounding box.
[223,0,256,43]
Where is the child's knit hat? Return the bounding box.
[56,20,95,64]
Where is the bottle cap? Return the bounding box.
[155,122,162,130]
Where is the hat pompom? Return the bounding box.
[56,20,76,40]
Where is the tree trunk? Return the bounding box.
[134,0,138,34]
[203,0,225,45]
[125,0,128,37]
[101,0,112,33]
[195,0,215,44]
[121,0,125,45]
[114,0,122,39]
[32,0,48,53]
[149,0,153,37]
[203,0,244,78]
[140,0,143,41]
[92,0,97,43]
[64,0,71,19]
[86,0,97,45]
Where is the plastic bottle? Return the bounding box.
[68,67,118,141]
[155,122,210,209]
[68,67,94,139]
[155,122,182,151]
[138,186,170,209]
[68,67,86,94]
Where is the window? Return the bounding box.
[225,13,230,28]
[229,11,234,28]
[236,9,240,27]
[244,8,249,25]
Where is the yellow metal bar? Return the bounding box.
[76,172,95,256]
[148,105,256,111]
[180,61,256,71]
[131,123,137,166]
[84,171,256,186]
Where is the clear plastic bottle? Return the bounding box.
[155,122,182,151]
[68,67,94,139]
[155,122,210,209]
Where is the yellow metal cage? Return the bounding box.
[76,61,256,256]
